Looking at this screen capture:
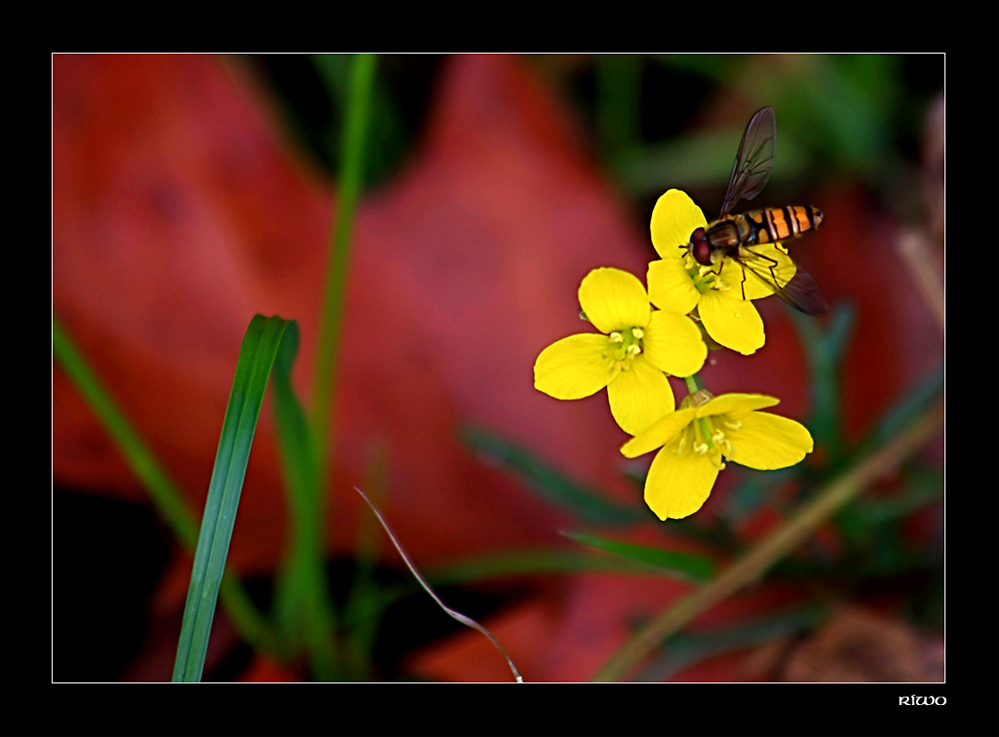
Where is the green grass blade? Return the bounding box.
[53,315,276,659]
[462,426,648,526]
[462,427,651,525]
[562,532,715,582]
[270,321,338,678]
[53,317,199,549]
[309,54,407,188]
[311,53,378,493]
[172,315,295,682]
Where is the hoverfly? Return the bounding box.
[686,106,829,316]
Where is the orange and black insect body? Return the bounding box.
[686,107,829,316]
[736,205,823,246]
[696,205,824,258]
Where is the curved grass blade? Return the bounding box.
[53,315,275,657]
[172,315,296,682]
[355,487,524,683]
[562,532,715,582]
[462,426,647,526]
[269,321,338,677]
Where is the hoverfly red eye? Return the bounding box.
[689,228,712,266]
[693,240,713,266]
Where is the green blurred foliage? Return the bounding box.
[552,54,941,221]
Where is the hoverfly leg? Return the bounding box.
[758,249,781,285]
[746,246,783,287]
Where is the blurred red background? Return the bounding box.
[53,54,943,682]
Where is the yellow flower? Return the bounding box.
[647,189,797,356]
[534,267,707,435]
[621,390,813,520]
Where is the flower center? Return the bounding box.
[688,260,733,295]
[670,408,742,470]
[604,327,645,369]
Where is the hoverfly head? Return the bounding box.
[811,207,824,228]
[689,227,713,266]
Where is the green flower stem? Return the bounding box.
[683,374,701,394]
[311,53,378,489]
[52,315,277,657]
[591,398,943,682]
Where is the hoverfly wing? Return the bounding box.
[719,107,777,216]
[776,264,829,316]
[737,250,829,316]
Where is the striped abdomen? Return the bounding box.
[706,205,823,250]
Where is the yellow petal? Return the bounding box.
[698,393,780,419]
[698,290,765,356]
[642,310,707,378]
[534,333,620,399]
[650,189,707,260]
[578,268,651,334]
[644,444,720,520]
[606,356,675,436]
[717,244,797,301]
[620,407,696,458]
[725,411,814,470]
[648,259,699,315]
